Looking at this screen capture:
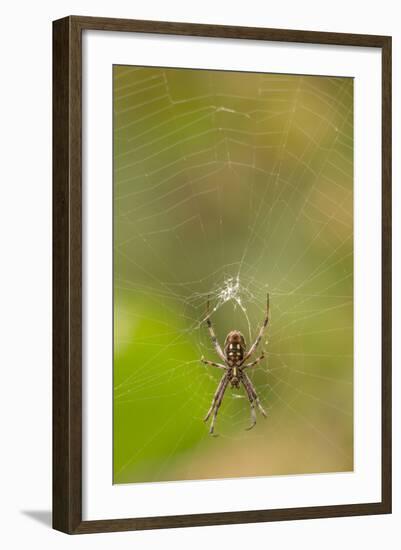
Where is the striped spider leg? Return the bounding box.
[204,298,226,362]
[240,293,270,365]
[203,372,229,436]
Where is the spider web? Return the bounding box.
[113,65,354,484]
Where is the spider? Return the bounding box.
[201,294,269,435]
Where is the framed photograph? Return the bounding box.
[53,16,392,534]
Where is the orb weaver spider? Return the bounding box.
[201,294,269,435]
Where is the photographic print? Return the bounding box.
[53,17,391,533]
[113,65,354,485]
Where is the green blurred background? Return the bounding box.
[113,66,353,484]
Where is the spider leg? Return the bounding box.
[241,378,257,430]
[201,357,227,370]
[208,376,229,436]
[204,373,228,423]
[204,297,226,362]
[243,352,264,369]
[242,372,267,418]
[241,293,269,364]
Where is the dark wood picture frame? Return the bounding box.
[53,15,392,534]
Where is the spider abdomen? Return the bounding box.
[224,330,246,366]
[226,344,243,365]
